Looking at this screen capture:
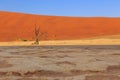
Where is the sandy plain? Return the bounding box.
[0,38,120,46]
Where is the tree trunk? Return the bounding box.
[36,36,39,45]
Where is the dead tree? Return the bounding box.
[34,24,40,45]
[33,24,47,45]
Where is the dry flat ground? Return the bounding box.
[0,45,119,80]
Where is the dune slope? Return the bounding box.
[0,11,120,41]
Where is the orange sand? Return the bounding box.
[0,11,120,41]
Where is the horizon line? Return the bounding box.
[1,10,120,18]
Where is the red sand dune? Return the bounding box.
[0,11,120,41]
